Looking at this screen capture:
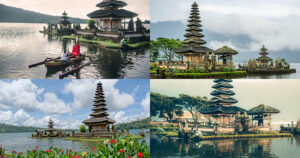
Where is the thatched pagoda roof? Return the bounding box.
[92,107,108,111]
[248,104,280,115]
[212,83,233,89]
[215,46,238,55]
[87,9,138,19]
[213,79,233,83]
[96,0,127,8]
[200,105,247,114]
[211,90,235,96]
[83,117,115,124]
[208,97,238,104]
[89,112,110,117]
[175,46,213,54]
[256,56,273,62]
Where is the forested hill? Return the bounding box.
[0,123,39,133]
[0,3,87,23]
[116,117,150,130]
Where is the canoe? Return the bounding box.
[45,55,85,68]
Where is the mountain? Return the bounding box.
[151,21,300,63]
[116,117,150,130]
[0,3,86,23]
[0,123,39,133]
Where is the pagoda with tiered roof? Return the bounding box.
[59,11,71,29]
[256,45,273,66]
[175,2,213,64]
[201,79,246,126]
[87,0,138,32]
[83,82,115,133]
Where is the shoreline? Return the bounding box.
[62,35,149,49]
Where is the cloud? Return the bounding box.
[0,80,72,115]
[0,109,34,126]
[64,80,135,111]
[141,92,150,116]
[208,40,240,51]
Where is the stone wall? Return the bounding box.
[217,127,235,134]
[249,127,271,132]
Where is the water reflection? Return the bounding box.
[151,135,300,158]
[0,23,149,79]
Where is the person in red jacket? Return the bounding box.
[71,36,80,57]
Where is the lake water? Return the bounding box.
[151,134,300,158]
[0,129,150,153]
[0,23,149,79]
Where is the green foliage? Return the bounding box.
[151,92,183,123]
[116,117,151,130]
[136,17,144,32]
[87,19,96,30]
[7,135,150,158]
[151,38,184,67]
[80,125,87,133]
[172,71,247,79]
[0,123,39,133]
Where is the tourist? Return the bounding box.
[71,36,80,57]
[61,49,69,62]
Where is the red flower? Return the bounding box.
[120,149,125,153]
[12,150,16,153]
[32,149,35,152]
[46,149,51,153]
[92,147,95,151]
[61,150,63,153]
[35,146,39,149]
[128,157,132,158]
[69,149,73,152]
[77,156,81,158]
[137,152,143,158]
[110,139,116,144]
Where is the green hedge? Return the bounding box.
[172,71,247,79]
[198,133,292,140]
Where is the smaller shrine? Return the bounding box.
[215,46,238,66]
[248,104,280,128]
[32,119,70,138]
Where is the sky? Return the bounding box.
[151,79,300,126]
[0,0,150,20]
[0,79,150,129]
[151,0,300,52]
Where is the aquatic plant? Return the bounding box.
[7,135,149,158]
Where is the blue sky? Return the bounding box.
[0,79,150,129]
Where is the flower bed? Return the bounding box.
[4,135,149,158]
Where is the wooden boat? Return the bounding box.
[45,54,85,68]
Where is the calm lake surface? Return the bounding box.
[0,129,150,153]
[151,135,300,158]
[0,23,149,79]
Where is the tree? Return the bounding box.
[178,94,209,129]
[80,125,87,133]
[150,40,159,61]
[87,19,96,30]
[135,17,144,32]
[151,92,183,123]
[128,18,134,31]
[152,38,184,68]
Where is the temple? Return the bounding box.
[87,0,137,32]
[215,46,238,66]
[32,119,70,138]
[59,11,72,31]
[175,2,213,65]
[201,79,246,126]
[83,82,116,132]
[73,82,128,138]
[248,104,280,129]
[256,45,273,67]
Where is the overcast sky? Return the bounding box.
[0,0,150,20]
[0,79,150,129]
[151,79,300,126]
[151,0,300,52]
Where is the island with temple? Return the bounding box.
[62,0,150,49]
[151,79,292,140]
[238,45,296,74]
[32,119,70,138]
[150,1,295,78]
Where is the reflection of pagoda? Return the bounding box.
[175,2,213,64]
[87,0,138,32]
[83,82,115,132]
[256,45,273,66]
[201,79,246,126]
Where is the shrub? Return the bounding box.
[87,20,96,30]
[80,125,87,133]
